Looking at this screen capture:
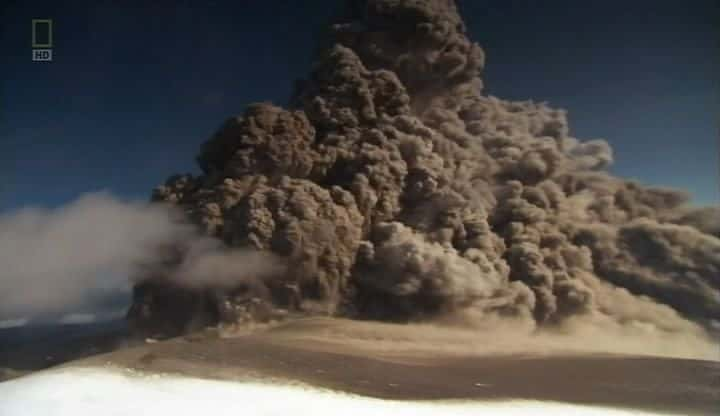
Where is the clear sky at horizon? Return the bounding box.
[2,0,718,213]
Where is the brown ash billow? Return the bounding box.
[127,0,719,339]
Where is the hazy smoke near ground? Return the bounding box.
[0,192,280,321]
[128,0,719,355]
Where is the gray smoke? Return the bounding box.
[128,0,719,350]
[0,192,279,321]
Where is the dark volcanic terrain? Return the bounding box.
[66,318,720,415]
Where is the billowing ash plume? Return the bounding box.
[128,0,719,340]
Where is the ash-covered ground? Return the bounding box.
[2,317,718,415]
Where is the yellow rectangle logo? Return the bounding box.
[32,19,53,48]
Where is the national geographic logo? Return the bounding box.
[32,19,53,62]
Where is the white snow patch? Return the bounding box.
[0,367,676,416]
[0,318,28,329]
[58,313,96,324]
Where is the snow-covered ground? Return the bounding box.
[0,367,675,416]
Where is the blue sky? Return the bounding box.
[1,0,718,213]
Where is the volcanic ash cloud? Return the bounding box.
[128,0,720,347]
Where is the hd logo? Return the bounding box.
[32,19,53,62]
